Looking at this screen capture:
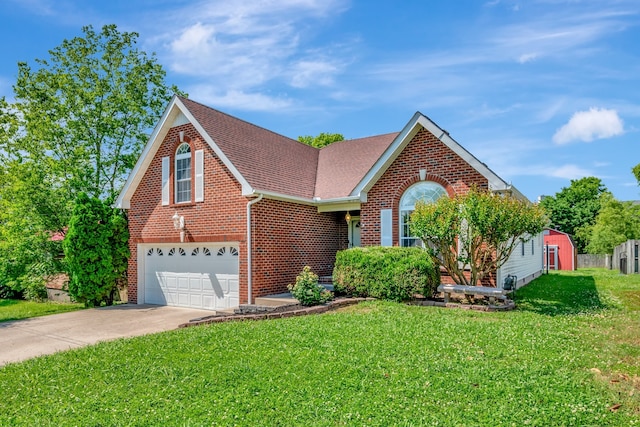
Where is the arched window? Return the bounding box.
[175,143,192,203]
[399,181,447,247]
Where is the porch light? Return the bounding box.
[345,211,351,223]
[172,211,185,242]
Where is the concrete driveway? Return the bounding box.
[0,304,216,367]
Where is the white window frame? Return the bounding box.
[175,143,192,204]
[399,181,447,247]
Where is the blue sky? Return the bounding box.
[1,0,639,202]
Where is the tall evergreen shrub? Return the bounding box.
[63,193,129,306]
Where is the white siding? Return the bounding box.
[498,232,544,289]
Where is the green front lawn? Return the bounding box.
[0,269,638,426]
[0,299,84,323]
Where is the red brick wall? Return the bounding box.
[127,123,248,303]
[361,127,488,246]
[251,199,346,298]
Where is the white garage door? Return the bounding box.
[143,243,239,310]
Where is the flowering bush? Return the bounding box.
[288,266,333,306]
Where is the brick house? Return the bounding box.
[115,96,542,310]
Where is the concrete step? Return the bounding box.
[254,293,297,307]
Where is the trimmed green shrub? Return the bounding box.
[288,266,333,306]
[333,247,440,301]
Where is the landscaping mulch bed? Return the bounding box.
[179,297,375,328]
[180,294,515,329]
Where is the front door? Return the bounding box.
[349,217,361,247]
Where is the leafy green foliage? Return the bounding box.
[9,24,183,200]
[0,24,179,293]
[287,266,333,306]
[297,132,344,148]
[63,193,129,307]
[333,246,440,300]
[0,165,65,298]
[0,269,638,425]
[540,177,609,252]
[584,193,640,254]
[411,187,547,286]
[633,163,640,186]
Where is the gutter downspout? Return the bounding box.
[246,193,263,304]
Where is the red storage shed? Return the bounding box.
[543,228,576,271]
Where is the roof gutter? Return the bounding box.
[246,193,263,304]
[248,189,362,206]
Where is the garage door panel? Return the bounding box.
[144,244,239,310]
[177,276,190,292]
[165,274,178,291]
[188,276,198,292]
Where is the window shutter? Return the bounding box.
[161,156,169,206]
[381,209,392,246]
[195,149,204,202]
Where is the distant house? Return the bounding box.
[115,96,543,311]
[543,228,576,271]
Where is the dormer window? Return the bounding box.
[175,143,192,203]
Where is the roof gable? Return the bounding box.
[352,112,520,201]
[116,96,319,208]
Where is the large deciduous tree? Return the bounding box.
[0,24,181,299]
[410,188,547,287]
[9,24,181,201]
[539,177,608,253]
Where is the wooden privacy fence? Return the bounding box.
[577,254,611,269]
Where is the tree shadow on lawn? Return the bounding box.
[514,273,612,316]
[0,299,20,308]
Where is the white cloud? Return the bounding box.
[170,22,216,59]
[535,98,566,123]
[517,52,538,63]
[158,1,346,79]
[549,164,594,179]
[8,0,55,15]
[593,161,610,167]
[290,59,338,88]
[552,107,624,144]
[188,86,293,111]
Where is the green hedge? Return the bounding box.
[332,247,440,301]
